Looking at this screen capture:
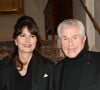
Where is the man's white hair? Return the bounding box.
[57,19,86,39]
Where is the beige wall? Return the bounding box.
[73,0,100,51]
[0,0,48,41]
[73,0,86,25]
[94,0,100,51]
[0,0,100,51]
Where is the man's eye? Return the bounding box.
[64,38,67,40]
[73,36,78,39]
[73,37,77,39]
[62,38,68,40]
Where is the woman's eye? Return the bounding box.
[31,35,36,38]
[20,34,25,37]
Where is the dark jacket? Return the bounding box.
[54,49,100,90]
[0,55,54,90]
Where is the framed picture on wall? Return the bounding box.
[0,0,24,15]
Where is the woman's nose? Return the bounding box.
[25,37,30,43]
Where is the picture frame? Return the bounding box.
[0,0,24,15]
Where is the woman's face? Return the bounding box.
[15,27,37,54]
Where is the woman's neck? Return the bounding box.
[19,52,33,65]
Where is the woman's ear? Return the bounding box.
[15,39,18,46]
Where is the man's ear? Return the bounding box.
[83,36,86,42]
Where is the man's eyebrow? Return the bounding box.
[72,34,80,37]
[62,35,66,37]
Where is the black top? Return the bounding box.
[15,60,32,90]
[54,49,100,90]
[0,54,54,90]
[62,48,95,64]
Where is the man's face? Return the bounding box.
[60,26,86,58]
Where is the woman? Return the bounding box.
[0,16,54,90]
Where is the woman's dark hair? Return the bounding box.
[9,15,41,70]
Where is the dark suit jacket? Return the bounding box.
[54,50,100,90]
[0,55,54,90]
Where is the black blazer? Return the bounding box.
[0,55,54,90]
[54,51,100,90]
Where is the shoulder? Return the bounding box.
[0,58,14,72]
[88,51,100,63]
[88,51,100,55]
[41,56,54,66]
[33,53,54,65]
[0,59,8,68]
[54,58,66,69]
[31,55,55,78]
[32,55,55,70]
[0,59,12,79]
[41,56,55,71]
[88,51,100,59]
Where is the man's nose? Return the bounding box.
[68,39,73,46]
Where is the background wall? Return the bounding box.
[73,0,100,51]
[0,0,100,51]
[73,0,86,25]
[94,0,100,51]
[0,0,48,41]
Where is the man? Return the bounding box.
[54,19,100,90]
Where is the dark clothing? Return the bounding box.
[54,49,100,90]
[15,59,32,90]
[0,55,54,90]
